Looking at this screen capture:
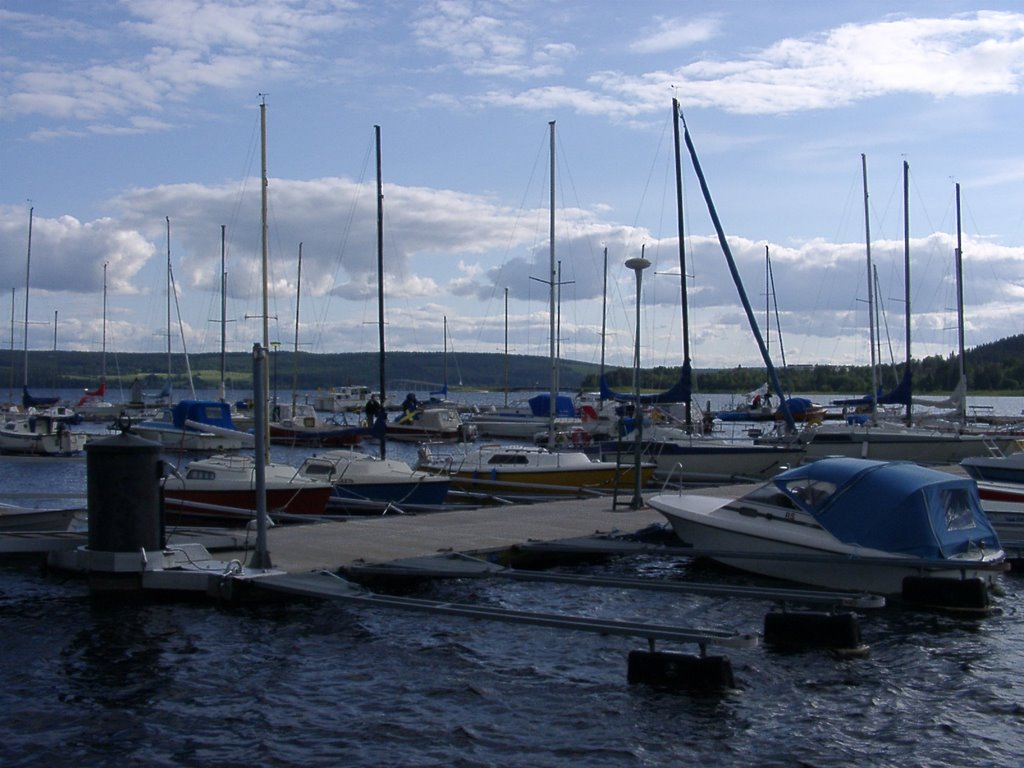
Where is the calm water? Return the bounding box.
[2,392,1024,766]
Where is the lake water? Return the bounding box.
[1,391,1023,766]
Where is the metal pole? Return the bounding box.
[548,120,557,450]
[375,124,387,459]
[250,343,272,569]
[219,224,226,402]
[625,254,650,509]
[23,207,32,389]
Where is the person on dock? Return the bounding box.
[397,392,419,424]
[364,393,381,426]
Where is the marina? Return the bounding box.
[2,393,1024,766]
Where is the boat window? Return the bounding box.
[747,484,799,510]
[489,454,529,465]
[186,469,216,480]
[203,406,223,420]
[940,487,977,531]
[302,463,333,478]
[783,478,838,508]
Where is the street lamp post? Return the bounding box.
[625,254,651,509]
[270,340,280,408]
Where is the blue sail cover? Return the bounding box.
[832,370,913,407]
[598,362,692,405]
[772,458,1000,559]
[527,393,577,418]
[22,386,59,408]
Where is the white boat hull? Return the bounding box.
[798,426,1016,464]
[649,491,1001,595]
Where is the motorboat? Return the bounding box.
[162,454,334,527]
[386,405,477,443]
[417,443,655,498]
[467,393,581,439]
[0,502,85,531]
[961,452,1024,485]
[296,449,451,512]
[0,412,87,456]
[312,385,371,414]
[970,479,1024,544]
[587,425,804,484]
[647,457,1005,595]
[130,399,253,453]
[269,402,361,447]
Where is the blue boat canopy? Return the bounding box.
[770,458,1000,559]
[527,393,577,418]
[171,400,237,430]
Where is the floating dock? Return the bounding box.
[220,493,682,572]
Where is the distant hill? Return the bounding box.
[3,333,1023,396]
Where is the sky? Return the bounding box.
[3,1,1024,383]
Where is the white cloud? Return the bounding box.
[629,16,721,54]
[411,0,575,79]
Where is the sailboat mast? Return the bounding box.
[166,215,172,391]
[503,287,509,408]
[292,242,302,412]
[903,160,912,425]
[679,109,794,431]
[547,120,557,449]
[764,246,770,356]
[443,315,448,396]
[672,98,693,429]
[375,124,387,459]
[955,182,967,424]
[23,206,32,389]
[861,154,878,419]
[599,246,607,406]
[219,224,227,402]
[259,96,270,461]
[101,261,107,384]
[8,288,13,404]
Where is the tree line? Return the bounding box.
[2,333,1022,396]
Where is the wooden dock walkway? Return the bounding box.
[221,483,759,573]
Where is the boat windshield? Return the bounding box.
[301,461,334,478]
[780,477,839,510]
[744,484,800,510]
[940,487,976,532]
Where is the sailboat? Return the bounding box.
[773,162,1017,463]
[268,243,362,447]
[418,120,654,495]
[591,100,803,483]
[75,262,119,421]
[0,207,86,456]
[466,281,583,439]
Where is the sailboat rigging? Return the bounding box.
[20,206,59,409]
[587,100,804,483]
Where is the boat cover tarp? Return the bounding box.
[527,393,577,418]
[598,362,692,405]
[22,386,59,408]
[172,400,237,430]
[777,397,817,418]
[772,457,1000,559]
[831,370,912,407]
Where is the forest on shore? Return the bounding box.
[3,332,1023,397]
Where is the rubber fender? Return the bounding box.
[763,611,862,651]
[627,650,735,691]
